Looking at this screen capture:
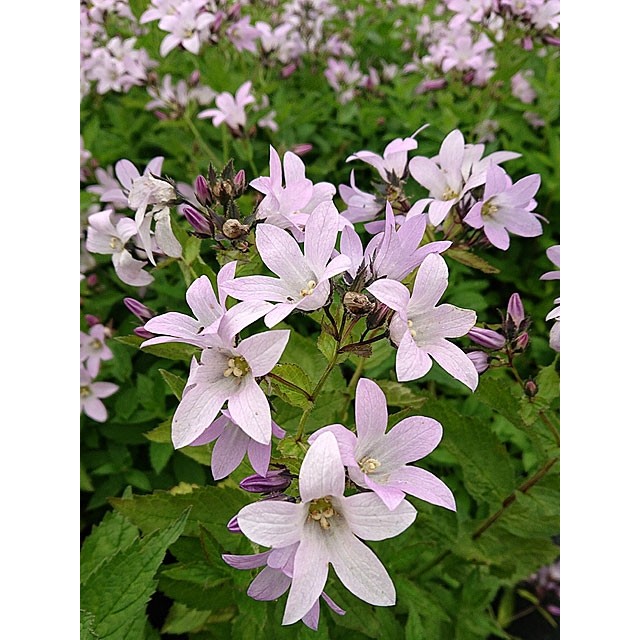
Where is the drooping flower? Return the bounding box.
[80,324,113,377]
[80,365,118,422]
[309,378,456,511]
[85,209,154,287]
[367,253,478,389]
[222,203,351,328]
[235,431,417,626]
[463,163,542,250]
[188,410,286,480]
[222,544,346,631]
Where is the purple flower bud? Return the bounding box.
[195,175,211,205]
[188,70,201,86]
[467,351,489,374]
[227,515,241,533]
[228,3,242,19]
[507,293,526,328]
[416,78,447,93]
[542,35,560,47]
[184,206,211,235]
[281,63,297,78]
[124,297,155,322]
[239,469,292,493]
[153,110,168,121]
[134,326,156,340]
[467,327,505,350]
[462,71,475,85]
[234,169,246,191]
[291,143,313,156]
[86,274,99,287]
[521,36,533,50]
[366,302,393,330]
[85,314,101,327]
[515,332,529,350]
[524,379,538,397]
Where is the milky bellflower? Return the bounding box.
[235,431,417,626]
[222,204,351,328]
[367,253,478,389]
[80,324,113,377]
[309,378,456,511]
[347,135,419,184]
[463,163,542,250]
[80,365,118,422]
[170,315,289,448]
[198,80,255,135]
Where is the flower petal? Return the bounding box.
[428,339,479,391]
[387,466,456,511]
[299,431,345,503]
[354,378,388,450]
[227,378,272,445]
[237,330,290,377]
[344,491,416,538]
[236,500,305,548]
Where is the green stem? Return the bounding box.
[184,116,222,167]
[266,373,313,402]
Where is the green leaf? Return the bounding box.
[80,512,139,584]
[145,419,171,443]
[80,509,189,639]
[80,610,98,640]
[110,485,252,541]
[161,602,211,634]
[183,236,202,266]
[150,442,174,474]
[159,369,187,399]
[268,363,313,409]
[143,342,199,362]
[447,249,500,274]
[376,380,425,409]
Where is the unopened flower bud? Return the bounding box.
[524,380,538,397]
[542,35,560,47]
[291,143,313,156]
[343,292,375,317]
[417,78,447,93]
[468,350,489,374]
[515,332,529,350]
[153,110,168,121]
[222,218,250,239]
[184,206,211,235]
[195,175,212,205]
[227,515,241,533]
[233,169,246,193]
[85,314,101,327]
[86,274,99,287]
[462,71,475,85]
[522,36,533,50]
[281,63,297,78]
[239,469,292,493]
[468,327,505,350]
[124,297,155,321]
[507,293,526,328]
[228,3,242,19]
[188,69,201,86]
[134,326,155,340]
[366,302,393,330]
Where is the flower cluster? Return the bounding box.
[541,245,560,352]
[145,72,216,119]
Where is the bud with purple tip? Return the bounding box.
[227,515,241,533]
[366,302,393,330]
[524,380,538,397]
[239,469,292,494]
[515,332,529,350]
[521,36,533,50]
[468,351,489,374]
[188,70,201,86]
[507,293,526,328]
[416,78,447,93]
[184,206,211,235]
[281,63,297,78]
[124,297,155,322]
[85,314,101,328]
[291,143,312,156]
[468,327,505,350]
[195,175,212,206]
[233,169,246,194]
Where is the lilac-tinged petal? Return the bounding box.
[308,425,358,467]
[412,253,449,311]
[379,416,443,466]
[498,209,543,237]
[236,500,305,547]
[298,431,345,503]
[340,224,364,276]
[409,156,447,195]
[172,376,235,448]
[363,474,406,511]
[301,600,320,631]
[428,199,456,226]
[322,254,352,280]
[504,174,541,206]
[188,415,228,446]
[145,156,164,176]
[115,159,139,189]
[387,466,456,511]
[283,524,329,625]
[430,304,477,338]
[329,526,396,606]
[354,378,388,448]
[264,302,298,328]
[249,567,292,601]
[366,279,410,313]
[143,312,201,340]
[222,275,291,303]
[90,382,119,399]
[246,438,271,477]
[344,491,416,537]
[304,202,339,276]
[540,270,560,282]
[439,130,465,175]
[211,423,250,479]
[283,151,307,184]
[216,261,237,307]
[112,250,154,287]
[428,339,479,391]
[154,210,182,258]
[227,378,272,444]
[186,276,221,326]
[256,224,308,281]
[222,550,271,570]
[463,202,484,228]
[278,181,313,214]
[484,222,511,250]
[237,330,290,377]
[216,300,274,344]
[83,397,107,422]
[546,245,560,268]
[396,332,432,382]
[268,145,283,189]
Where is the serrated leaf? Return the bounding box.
[376,380,425,409]
[162,602,211,634]
[159,369,187,399]
[80,509,189,639]
[317,330,336,362]
[145,419,172,443]
[447,249,500,274]
[268,363,313,409]
[80,512,140,584]
[110,485,252,541]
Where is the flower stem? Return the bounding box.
[184,116,223,167]
[266,373,313,401]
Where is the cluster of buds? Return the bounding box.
[182,160,253,248]
[466,293,530,374]
[124,297,156,339]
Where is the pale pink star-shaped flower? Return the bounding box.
[80,324,113,377]
[80,365,118,422]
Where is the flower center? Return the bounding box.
[90,338,103,351]
[109,237,124,252]
[300,280,317,297]
[308,497,336,530]
[223,356,251,379]
[80,385,91,398]
[441,187,458,201]
[358,456,381,474]
[407,319,417,338]
[481,201,499,218]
